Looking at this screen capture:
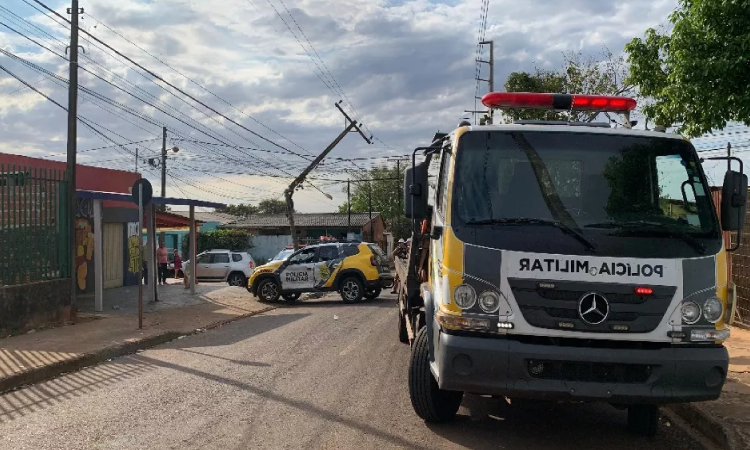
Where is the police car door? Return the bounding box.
[280,247,316,290]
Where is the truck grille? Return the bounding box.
[527,359,652,384]
[509,278,676,333]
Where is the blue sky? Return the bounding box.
[0,0,746,212]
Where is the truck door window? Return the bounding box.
[436,150,452,216]
[289,248,315,265]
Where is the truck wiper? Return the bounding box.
[466,217,597,251]
[584,220,706,254]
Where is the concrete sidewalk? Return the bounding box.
[0,283,275,393]
[669,325,750,450]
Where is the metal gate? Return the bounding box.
[103,223,124,289]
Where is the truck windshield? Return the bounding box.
[451,130,721,258]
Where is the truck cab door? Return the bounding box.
[280,247,317,290]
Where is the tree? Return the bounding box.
[337,166,410,239]
[625,0,750,137]
[218,203,258,217]
[258,199,289,214]
[181,229,253,259]
[504,47,633,123]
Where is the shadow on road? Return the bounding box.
[0,313,307,424]
[0,359,155,424]
[277,297,396,309]
[132,353,434,450]
[426,394,670,450]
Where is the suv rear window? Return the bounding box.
[213,253,230,264]
[232,253,243,262]
[342,244,360,256]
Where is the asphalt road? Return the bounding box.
[0,294,707,450]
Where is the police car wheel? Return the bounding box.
[364,286,381,300]
[282,293,300,302]
[340,277,364,303]
[257,279,281,303]
[627,404,659,436]
[409,327,463,422]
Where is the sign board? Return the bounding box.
[131,179,153,206]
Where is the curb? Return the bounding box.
[0,305,276,395]
[667,402,739,450]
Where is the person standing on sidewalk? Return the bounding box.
[157,241,169,285]
[173,250,182,279]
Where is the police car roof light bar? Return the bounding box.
[481,92,637,113]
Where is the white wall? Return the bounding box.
[250,235,293,263]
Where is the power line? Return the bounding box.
[28,0,312,161]
[82,10,316,159]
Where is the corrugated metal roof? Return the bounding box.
[227,213,381,228]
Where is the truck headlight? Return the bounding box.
[454,284,476,309]
[703,297,723,323]
[681,301,701,325]
[478,290,501,313]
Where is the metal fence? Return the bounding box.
[0,164,70,286]
[731,205,750,324]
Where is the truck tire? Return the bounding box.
[398,310,409,344]
[627,404,659,436]
[257,279,281,303]
[340,276,364,303]
[409,327,463,422]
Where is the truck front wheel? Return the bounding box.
[408,327,463,422]
[627,404,659,436]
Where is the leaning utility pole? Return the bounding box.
[66,0,82,310]
[285,102,372,250]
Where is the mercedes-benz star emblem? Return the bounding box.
[578,292,609,325]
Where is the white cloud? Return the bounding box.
[0,0,684,211]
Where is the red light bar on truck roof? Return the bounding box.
[481,92,637,113]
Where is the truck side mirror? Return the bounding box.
[721,170,748,232]
[404,161,429,220]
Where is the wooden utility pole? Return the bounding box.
[285,102,371,250]
[66,0,82,309]
[476,40,494,124]
[161,126,167,201]
[728,142,732,172]
[347,179,351,232]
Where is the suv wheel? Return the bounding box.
[364,286,382,300]
[257,279,281,302]
[282,292,301,302]
[340,277,364,303]
[227,272,246,287]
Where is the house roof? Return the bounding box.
[226,213,382,228]
[170,210,238,225]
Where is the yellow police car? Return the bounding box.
[248,242,392,303]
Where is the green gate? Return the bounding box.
[0,164,70,286]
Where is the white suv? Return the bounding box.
[186,250,255,287]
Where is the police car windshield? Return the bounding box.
[451,130,721,259]
[272,249,294,261]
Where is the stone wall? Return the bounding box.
[0,279,72,334]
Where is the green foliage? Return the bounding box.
[182,229,253,259]
[217,199,292,217]
[504,48,633,123]
[219,203,258,217]
[257,199,288,214]
[337,166,410,239]
[625,0,750,137]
